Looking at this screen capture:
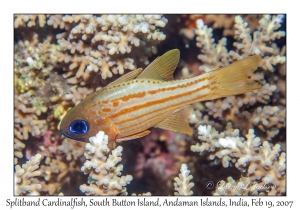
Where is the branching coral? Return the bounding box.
[204,15,262,37]
[14,15,47,28]
[14,138,26,164]
[14,36,60,94]
[14,35,61,162]
[80,131,133,195]
[15,154,42,195]
[249,105,286,132]
[51,14,167,85]
[196,15,286,72]
[191,123,286,195]
[174,164,194,195]
[14,105,47,140]
[14,31,84,164]
[195,19,228,72]
[229,15,286,71]
[38,154,84,195]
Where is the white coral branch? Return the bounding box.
[15,153,42,195]
[191,123,286,195]
[80,131,133,195]
[174,164,194,195]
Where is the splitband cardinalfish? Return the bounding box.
[59,49,262,149]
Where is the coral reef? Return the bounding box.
[80,131,133,195]
[203,15,262,37]
[15,154,42,195]
[49,14,167,85]
[14,15,47,28]
[195,15,285,72]
[191,123,286,195]
[14,14,285,196]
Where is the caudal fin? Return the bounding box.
[208,55,262,99]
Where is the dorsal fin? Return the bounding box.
[154,106,193,135]
[107,68,143,87]
[137,49,180,81]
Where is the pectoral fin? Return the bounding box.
[116,130,151,142]
[104,124,119,150]
[154,106,193,135]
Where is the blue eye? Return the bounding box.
[69,120,89,134]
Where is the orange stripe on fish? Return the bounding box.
[118,91,147,102]
[118,93,210,132]
[112,84,210,121]
[58,49,262,150]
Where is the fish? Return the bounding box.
[59,49,262,149]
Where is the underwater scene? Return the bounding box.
[14,14,286,196]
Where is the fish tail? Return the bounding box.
[208,55,262,99]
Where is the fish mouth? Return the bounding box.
[59,129,77,140]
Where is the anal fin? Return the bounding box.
[116,130,151,142]
[154,106,193,135]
